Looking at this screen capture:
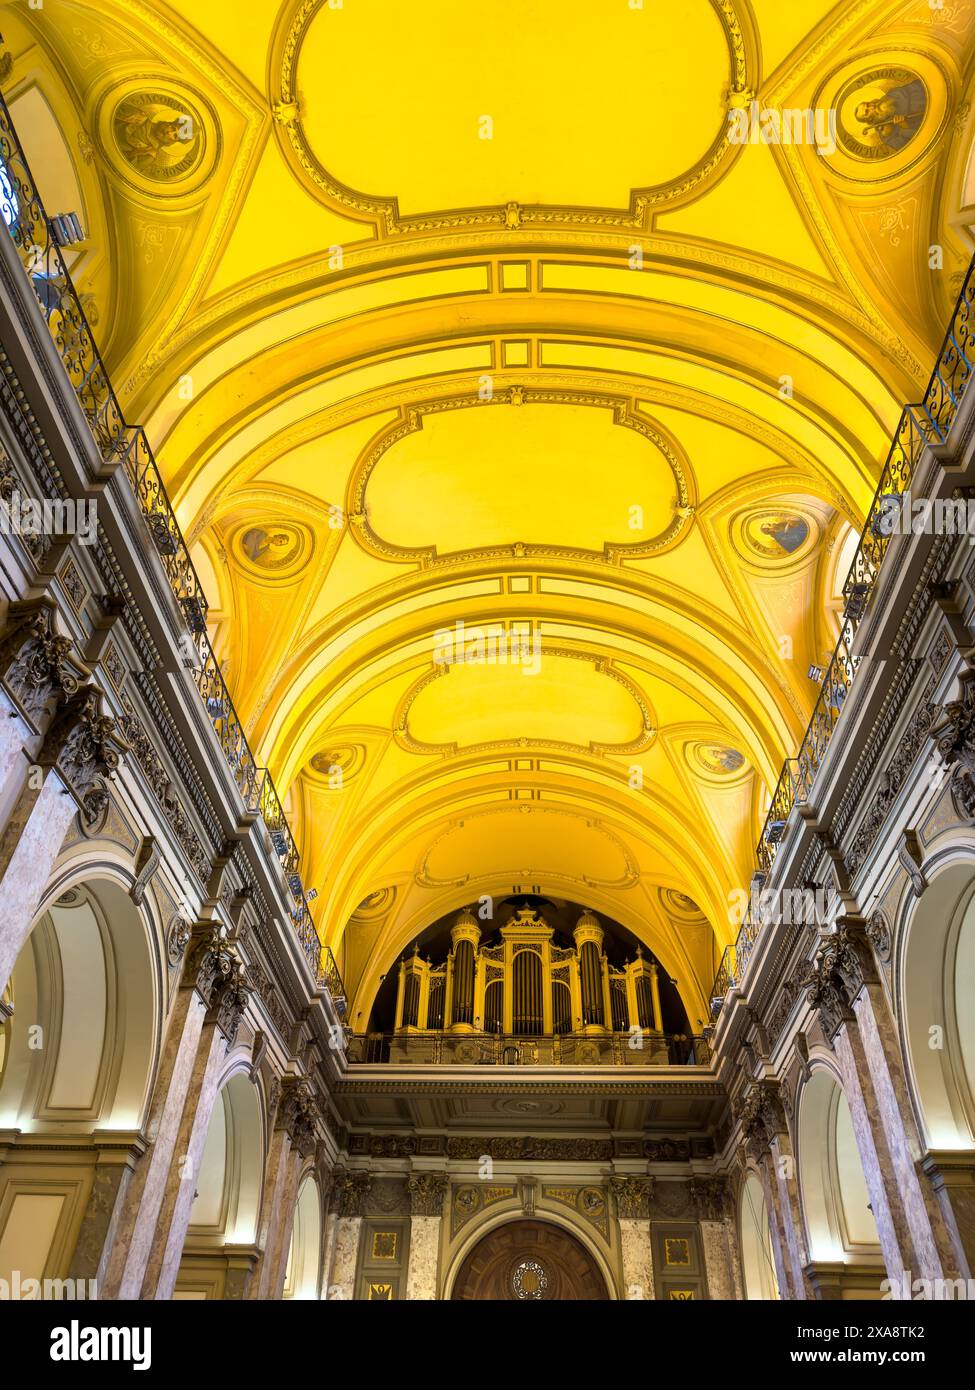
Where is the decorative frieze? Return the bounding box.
[119,700,211,881]
[245,954,291,1038]
[847,689,937,873]
[445,1135,613,1162]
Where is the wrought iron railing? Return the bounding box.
[0,93,344,1009]
[346,1031,711,1066]
[710,257,975,1014]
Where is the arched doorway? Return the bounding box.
[451,1221,609,1300]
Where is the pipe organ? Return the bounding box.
[391,905,669,1061]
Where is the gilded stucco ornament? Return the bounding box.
[95,79,221,197]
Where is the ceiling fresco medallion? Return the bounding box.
[309,741,366,784]
[95,79,220,196]
[661,887,708,921]
[351,885,397,919]
[814,53,949,183]
[232,522,312,579]
[270,0,758,236]
[687,740,749,782]
[732,506,819,567]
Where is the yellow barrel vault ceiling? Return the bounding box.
[5,0,973,1024]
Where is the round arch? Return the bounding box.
[449,1218,611,1301]
[183,1069,265,1248]
[897,852,975,1150]
[0,877,158,1132]
[797,1066,881,1265]
[283,1172,323,1300]
[738,1170,778,1300]
[442,1206,617,1300]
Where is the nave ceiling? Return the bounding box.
[3,0,974,1024]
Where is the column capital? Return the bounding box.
[40,684,125,826]
[274,1076,320,1158]
[611,1175,654,1219]
[0,598,87,729]
[407,1171,448,1216]
[803,920,875,1041]
[932,674,975,818]
[332,1170,372,1217]
[690,1176,731,1221]
[737,1079,787,1160]
[184,925,250,1045]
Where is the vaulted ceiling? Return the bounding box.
[5,0,974,1025]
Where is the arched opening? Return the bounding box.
[450,1219,610,1300]
[283,1175,323,1300]
[798,1069,883,1289]
[173,1073,264,1300]
[0,880,158,1286]
[901,862,975,1149]
[739,1172,778,1300]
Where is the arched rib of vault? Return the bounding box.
[145,276,903,526]
[345,874,712,1036]
[217,447,852,754]
[301,752,754,949]
[134,236,916,432]
[312,760,748,959]
[165,336,891,540]
[253,570,807,784]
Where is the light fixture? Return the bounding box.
[49,211,85,247]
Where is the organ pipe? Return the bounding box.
[392,905,670,1040]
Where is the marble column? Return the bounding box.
[611,1177,655,1299]
[328,1218,362,1300]
[0,681,121,991]
[266,1136,315,1300]
[0,767,79,989]
[250,1078,318,1300]
[320,1206,340,1301]
[100,926,248,1299]
[323,1172,371,1299]
[757,1153,795,1299]
[739,1081,812,1298]
[66,1137,146,1292]
[406,1172,448,1300]
[692,1178,743,1300]
[807,922,964,1288]
[923,1152,975,1280]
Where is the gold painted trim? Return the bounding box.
[269,0,757,237]
[394,647,656,759]
[348,390,694,566]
